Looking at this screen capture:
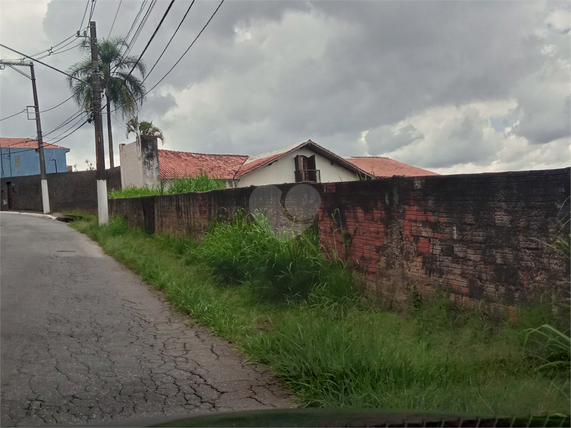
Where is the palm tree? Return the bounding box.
[67,37,146,168]
[126,116,165,144]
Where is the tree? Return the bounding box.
[126,116,165,144]
[67,37,146,168]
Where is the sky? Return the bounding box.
[0,0,569,174]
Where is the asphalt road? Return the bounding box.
[0,213,292,427]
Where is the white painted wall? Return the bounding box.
[119,142,144,188]
[236,148,358,187]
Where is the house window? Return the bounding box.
[14,156,21,168]
[294,154,320,183]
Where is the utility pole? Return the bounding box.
[30,63,50,213]
[89,21,109,225]
[0,60,50,213]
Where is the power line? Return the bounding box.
[124,0,149,43]
[88,0,98,24]
[43,110,87,138]
[144,0,225,96]
[40,95,74,113]
[0,44,89,84]
[34,41,84,61]
[142,0,196,84]
[45,118,90,145]
[108,0,123,38]
[78,0,90,32]
[0,109,26,122]
[104,0,175,115]
[124,0,157,58]
[28,33,77,59]
[127,0,176,78]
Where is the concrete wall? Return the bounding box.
[237,147,358,187]
[1,167,121,214]
[140,136,160,188]
[119,137,160,189]
[119,142,143,188]
[109,167,570,307]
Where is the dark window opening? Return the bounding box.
[294,154,320,183]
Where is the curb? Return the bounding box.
[1,211,59,221]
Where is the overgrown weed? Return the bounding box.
[69,213,570,415]
[109,171,226,199]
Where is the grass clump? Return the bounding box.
[109,171,226,199]
[70,213,571,417]
[188,211,355,303]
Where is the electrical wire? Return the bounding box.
[144,0,225,96]
[28,33,77,59]
[104,0,175,115]
[124,0,148,43]
[88,0,98,24]
[34,41,84,61]
[43,111,87,138]
[0,43,89,84]
[40,95,75,114]
[108,0,123,38]
[78,0,91,32]
[0,109,26,122]
[45,118,90,145]
[124,0,157,57]
[126,0,176,78]
[142,0,196,84]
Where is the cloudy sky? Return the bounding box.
[1,0,569,174]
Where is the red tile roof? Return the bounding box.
[345,157,438,177]
[235,153,284,178]
[235,140,369,178]
[158,150,248,180]
[0,138,68,150]
[155,142,434,182]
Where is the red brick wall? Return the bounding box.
[109,168,570,306]
[316,169,569,306]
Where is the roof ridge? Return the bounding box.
[346,156,390,159]
[159,148,248,157]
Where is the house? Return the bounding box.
[119,138,437,189]
[1,138,70,178]
[232,140,370,187]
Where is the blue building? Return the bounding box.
[1,138,69,177]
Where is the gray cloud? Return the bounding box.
[1,0,569,173]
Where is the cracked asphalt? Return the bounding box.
[0,213,293,426]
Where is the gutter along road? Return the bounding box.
[0,213,292,426]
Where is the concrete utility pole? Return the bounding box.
[89,21,109,225]
[30,63,50,213]
[0,60,50,213]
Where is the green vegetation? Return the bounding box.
[524,216,570,373]
[71,213,570,416]
[67,36,146,167]
[108,172,226,198]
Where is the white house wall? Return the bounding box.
[119,142,144,189]
[237,147,358,188]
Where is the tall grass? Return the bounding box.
[70,213,571,416]
[187,211,355,303]
[109,172,226,199]
[524,224,570,373]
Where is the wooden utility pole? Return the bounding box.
[89,21,108,225]
[0,60,50,213]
